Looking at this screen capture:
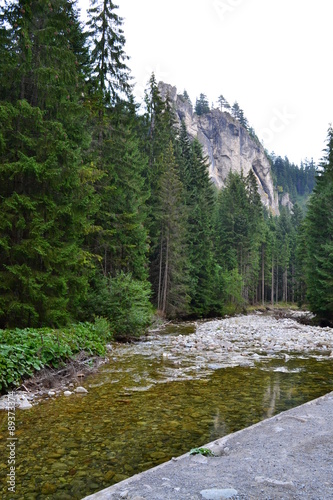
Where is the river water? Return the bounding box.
[0,314,333,499]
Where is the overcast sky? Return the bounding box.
[79,0,332,165]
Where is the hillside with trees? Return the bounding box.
[0,0,332,353]
[271,155,317,209]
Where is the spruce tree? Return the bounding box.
[0,0,94,327]
[303,127,333,320]
[176,124,216,315]
[276,208,292,302]
[87,0,131,105]
[195,94,210,115]
[214,171,266,307]
[155,143,189,318]
[245,170,265,302]
[217,95,230,112]
[141,75,182,313]
[89,101,149,281]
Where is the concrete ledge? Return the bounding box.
[83,391,333,499]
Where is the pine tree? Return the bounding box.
[217,95,230,112]
[303,126,333,320]
[176,124,216,315]
[0,0,95,327]
[214,171,266,307]
[195,93,210,115]
[141,76,182,305]
[155,143,189,317]
[182,90,192,105]
[89,101,149,281]
[245,170,265,302]
[87,0,131,106]
[276,208,292,302]
[143,74,176,194]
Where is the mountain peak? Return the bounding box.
[158,81,280,215]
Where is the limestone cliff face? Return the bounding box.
[158,82,280,215]
[280,192,293,211]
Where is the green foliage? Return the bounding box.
[87,0,131,105]
[231,101,249,128]
[0,0,314,363]
[155,142,190,318]
[176,125,216,316]
[214,171,265,302]
[302,127,333,320]
[107,273,153,340]
[217,94,230,112]
[0,320,113,393]
[220,268,245,314]
[195,94,210,115]
[271,155,317,203]
[189,447,215,457]
[88,101,149,281]
[0,98,94,329]
[83,272,153,340]
[181,90,192,105]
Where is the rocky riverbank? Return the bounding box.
[141,310,333,384]
[0,353,109,410]
[1,309,332,410]
[167,311,333,365]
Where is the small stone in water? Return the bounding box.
[63,391,72,396]
[18,399,33,409]
[74,386,88,394]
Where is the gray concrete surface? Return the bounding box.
[83,391,333,500]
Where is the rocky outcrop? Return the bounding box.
[280,192,294,211]
[158,82,280,215]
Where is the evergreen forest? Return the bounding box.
[0,0,332,356]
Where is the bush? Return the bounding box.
[107,272,153,340]
[0,319,113,393]
[81,271,153,340]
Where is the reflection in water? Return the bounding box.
[263,373,281,418]
[0,338,332,499]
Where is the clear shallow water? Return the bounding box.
[1,322,333,499]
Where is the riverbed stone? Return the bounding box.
[104,470,116,481]
[18,399,33,409]
[41,482,57,495]
[74,386,88,393]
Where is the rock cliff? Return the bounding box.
[158,82,280,215]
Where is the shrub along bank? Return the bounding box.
[0,318,113,394]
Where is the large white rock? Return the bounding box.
[74,386,88,394]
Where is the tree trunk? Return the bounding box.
[271,255,274,306]
[262,244,265,306]
[282,268,288,302]
[161,232,169,315]
[276,265,279,303]
[157,231,164,311]
[291,264,295,303]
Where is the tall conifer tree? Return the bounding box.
[177,124,216,315]
[155,142,189,317]
[303,127,333,320]
[87,0,131,106]
[0,0,94,327]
